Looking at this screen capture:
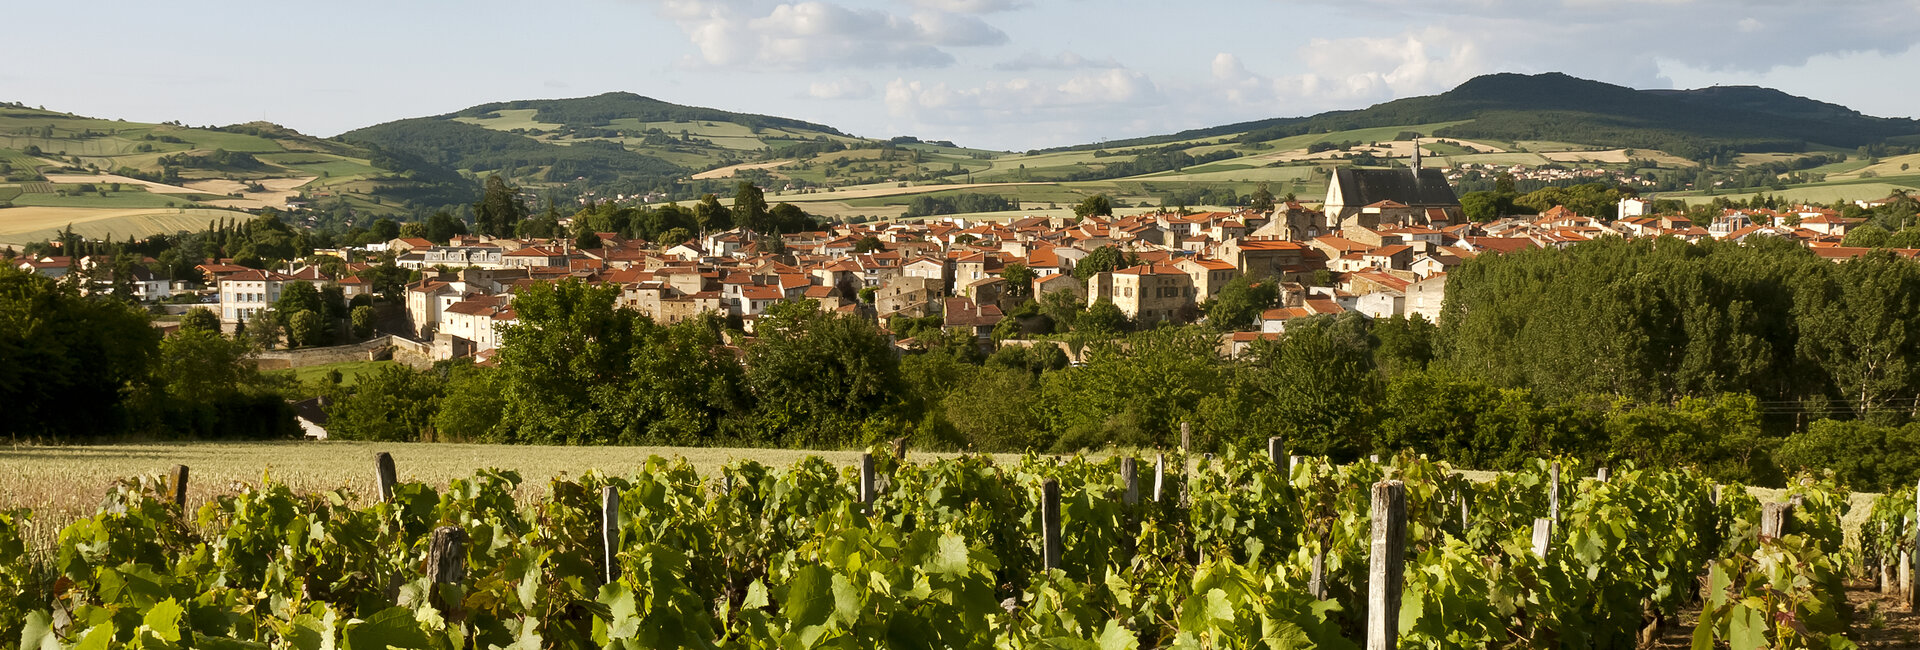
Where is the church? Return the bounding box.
[1320,142,1464,231]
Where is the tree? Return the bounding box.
[1080,299,1130,335]
[324,364,445,441]
[1372,314,1436,375]
[1073,246,1125,281]
[370,218,400,242]
[1073,194,1114,219]
[0,267,159,440]
[745,301,902,447]
[1230,315,1379,460]
[1038,289,1085,332]
[289,309,329,348]
[351,305,377,340]
[432,362,505,441]
[273,281,322,324]
[423,211,465,244]
[1001,263,1036,299]
[152,328,251,405]
[248,308,282,350]
[473,175,526,237]
[574,230,603,250]
[854,236,885,253]
[945,368,1047,451]
[1201,276,1277,330]
[1250,184,1275,213]
[732,182,769,232]
[694,194,728,234]
[180,307,220,334]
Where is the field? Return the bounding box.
[0,206,251,246]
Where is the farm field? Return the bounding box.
[0,206,248,246]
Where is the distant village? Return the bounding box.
[11,158,1907,364]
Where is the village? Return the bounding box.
[8,155,1905,366]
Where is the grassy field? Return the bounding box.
[0,206,249,246]
[270,359,399,387]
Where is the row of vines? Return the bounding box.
[3,450,1859,648]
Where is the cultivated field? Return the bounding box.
[0,206,250,246]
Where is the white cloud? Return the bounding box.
[646,0,1008,70]
[905,0,1028,13]
[806,76,875,99]
[993,50,1124,71]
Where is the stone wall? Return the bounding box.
[254,336,398,371]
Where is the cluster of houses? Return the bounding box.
[10,159,1911,362]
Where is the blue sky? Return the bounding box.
[8,0,1920,150]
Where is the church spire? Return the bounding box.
[1411,136,1421,176]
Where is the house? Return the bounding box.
[218,269,298,325]
[1098,263,1196,325]
[1258,298,1348,333]
[944,296,1003,338]
[1405,273,1447,322]
[1175,258,1240,301]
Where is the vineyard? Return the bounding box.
[0,445,1870,649]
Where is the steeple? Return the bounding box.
[1411,137,1421,177]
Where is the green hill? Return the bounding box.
[1227,73,1920,159]
[0,102,471,218]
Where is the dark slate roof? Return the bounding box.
[1334,168,1461,208]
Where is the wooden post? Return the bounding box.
[1180,421,1191,455]
[1759,502,1791,540]
[1548,462,1560,522]
[1121,458,1139,506]
[1367,480,1407,650]
[1883,520,1896,595]
[1531,518,1552,558]
[1369,454,1381,464]
[1289,455,1302,475]
[1309,550,1328,599]
[426,526,467,617]
[1267,436,1284,467]
[892,437,908,463]
[601,486,620,585]
[1457,489,1469,531]
[1596,467,1609,483]
[1910,483,1920,611]
[858,453,876,510]
[1041,478,1062,572]
[168,465,189,512]
[375,452,397,503]
[1153,454,1166,503]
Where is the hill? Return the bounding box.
[1222,73,1920,160]
[0,102,474,242]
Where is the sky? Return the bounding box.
[8,0,1920,151]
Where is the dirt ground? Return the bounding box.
[1652,582,1920,648]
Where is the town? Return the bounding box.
[10,154,1903,367]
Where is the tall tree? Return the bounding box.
[473,175,526,237]
[732,182,770,232]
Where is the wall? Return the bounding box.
[254,336,401,371]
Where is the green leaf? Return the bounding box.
[743,580,769,610]
[19,611,60,650]
[925,533,970,575]
[1095,621,1139,650]
[341,607,430,650]
[144,598,185,643]
[830,574,862,626]
[782,565,835,629]
[1727,604,1767,650]
[71,624,113,650]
